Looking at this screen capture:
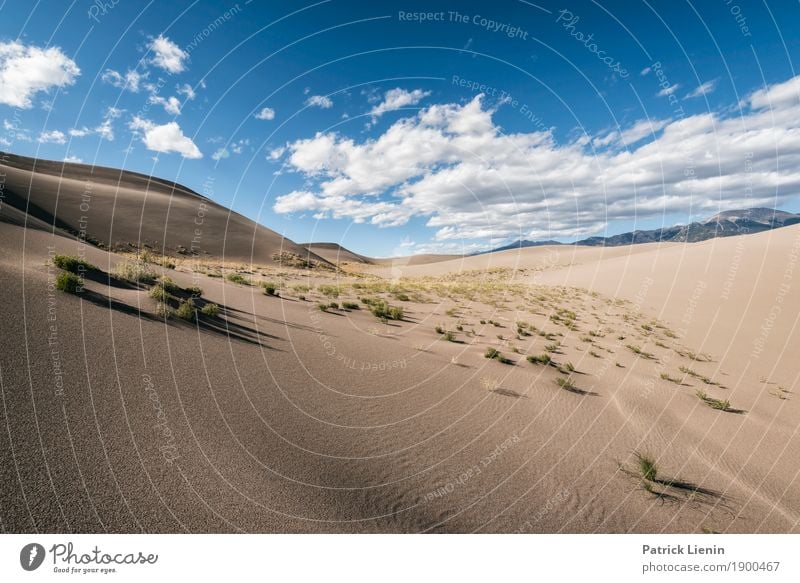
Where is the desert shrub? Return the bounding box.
[262,282,278,296]
[527,353,551,365]
[186,285,203,296]
[149,283,173,302]
[484,348,500,359]
[443,330,456,342]
[318,303,329,312]
[114,260,156,284]
[635,452,658,482]
[388,306,404,320]
[292,284,311,293]
[329,301,339,309]
[342,301,359,310]
[318,284,341,298]
[55,271,83,293]
[393,292,410,302]
[158,276,181,294]
[155,302,173,319]
[226,273,251,286]
[52,254,94,273]
[201,302,219,317]
[176,299,196,322]
[298,295,306,301]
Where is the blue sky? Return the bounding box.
[2,0,800,256]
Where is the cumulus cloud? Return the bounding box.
[305,95,333,109]
[149,95,182,115]
[129,117,201,158]
[684,79,718,100]
[369,88,431,118]
[0,41,80,108]
[255,107,275,120]
[38,130,66,144]
[273,77,800,242]
[101,68,144,92]
[63,155,83,163]
[149,35,188,74]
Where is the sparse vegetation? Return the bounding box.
[317,303,329,312]
[696,389,736,412]
[226,273,251,286]
[484,348,500,360]
[627,344,656,360]
[52,254,94,273]
[115,260,157,284]
[200,302,219,317]
[55,271,83,293]
[660,372,682,384]
[527,353,551,365]
[342,301,359,310]
[262,282,279,296]
[318,284,341,298]
[186,285,203,296]
[176,299,196,322]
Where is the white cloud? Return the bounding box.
[101,68,144,92]
[63,155,83,163]
[748,75,800,110]
[0,41,80,108]
[176,83,196,101]
[149,35,188,74]
[255,107,275,120]
[38,130,66,144]
[149,95,182,115]
[268,146,285,160]
[305,95,333,109]
[640,66,651,76]
[211,148,229,161]
[657,83,680,97]
[273,78,800,241]
[129,117,201,158]
[684,79,718,100]
[369,88,431,118]
[69,127,91,137]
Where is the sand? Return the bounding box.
[1,156,798,534]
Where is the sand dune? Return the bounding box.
[1,158,797,534]
[302,242,375,265]
[0,152,327,266]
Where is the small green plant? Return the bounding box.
[226,273,251,286]
[484,348,500,360]
[627,344,656,360]
[55,271,83,293]
[149,282,173,302]
[562,361,575,372]
[176,298,196,322]
[388,306,404,320]
[342,301,359,310]
[527,353,551,365]
[52,254,94,273]
[158,276,181,294]
[186,285,203,296]
[317,303,329,312]
[200,302,219,317]
[155,301,173,319]
[262,282,279,296]
[696,389,734,412]
[443,330,457,342]
[329,301,339,309]
[555,376,578,393]
[298,295,306,301]
[435,325,445,335]
[544,343,559,353]
[635,452,658,482]
[660,372,682,384]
